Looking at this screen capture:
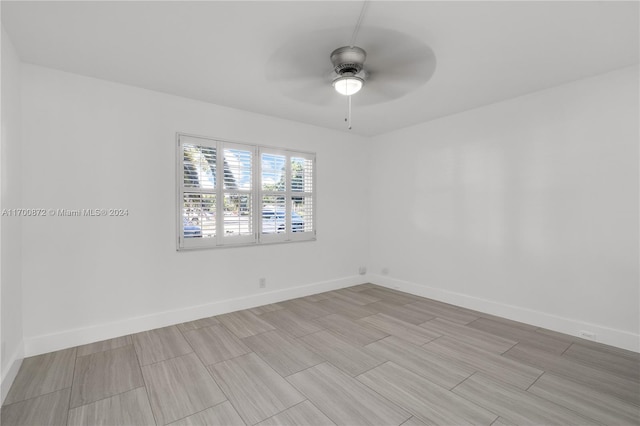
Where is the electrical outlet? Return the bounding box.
[358,266,367,275]
[578,330,596,341]
[259,278,266,289]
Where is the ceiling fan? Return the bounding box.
[330,45,367,97]
[265,2,437,129]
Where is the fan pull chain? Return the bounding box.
[345,95,352,130]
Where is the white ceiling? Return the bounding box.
[3,1,638,136]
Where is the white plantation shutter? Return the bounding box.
[290,154,315,239]
[259,150,316,243]
[259,151,288,242]
[220,144,255,245]
[179,135,219,249]
[177,133,315,250]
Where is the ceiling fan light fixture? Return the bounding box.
[332,75,364,96]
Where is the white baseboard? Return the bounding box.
[24,275,365,357]
[22,273,639,356]
[1,342,24,405]
[369,274,640,353]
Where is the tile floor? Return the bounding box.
[2,284,639,425]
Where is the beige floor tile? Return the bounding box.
[366,300,435,325]
[359,314,440,345]
[242,330,324,376]
[366,336,474,389]
[167,401,245,426]
[77,335,132,357]
[4,347,76,405]
[360,288,417,305]
[504,343,640,404]
[208,352,304,425]
[142,353,226,425]
[133,325,193,365]
[6,286,638,426]
[287,362,411,426]
[303,292,335,302]
[260,309,323,337]
[256,400,335,426]
[314,314,388,346]
[420,318,517,354]
[183,324,251,365]
[467,317,570,354]
[528,372,640,425]
[275,298,333,319]
[359,362,498,426]
[346,283,378,292]
[70,345,144,408]
[562,343,640,381]
[332,288,381,305]
[491,417,517,426]
[249,303,285,315]
[1,388,70,426]
[405,300,479,324]
[423,336,542,389]
[400,417,428,426]
[315,298,379,319]
[217,310,275,338]
[300,330,384,376]
[477,313,539,331]
[68,387,155,426]
[176,316,220,333]
[536,328,640,359]
[452,373,599,425]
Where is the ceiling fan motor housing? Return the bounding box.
[330,46,366,75]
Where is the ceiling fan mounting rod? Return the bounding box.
[349,0,369,48]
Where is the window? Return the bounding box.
[259,150,315,243]
[177,134,315,249]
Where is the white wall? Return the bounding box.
[20,64,370,355]
[10,59,640,355]
[1,27,24,401]
[369,66,639,351]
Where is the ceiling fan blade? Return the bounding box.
[265,26,436,106]
[364,55,436,98]
[357,28,437,104]
[265,28,351,105]
[270,73,337,105]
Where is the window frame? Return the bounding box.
[177,133,316,250]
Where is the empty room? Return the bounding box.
[1,1,638,425]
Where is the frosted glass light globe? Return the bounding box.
[332,76,364,96]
